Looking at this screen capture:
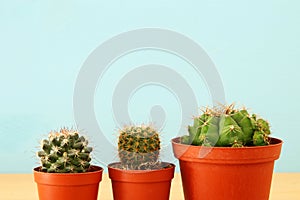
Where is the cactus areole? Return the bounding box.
[180,104,272,147]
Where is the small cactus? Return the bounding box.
[118,125,161,170]
[182,104,271,147]
[37,128,93,173]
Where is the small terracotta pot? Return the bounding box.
[108,162,175,200]
[34,165,103,200]
[172,137,283,200]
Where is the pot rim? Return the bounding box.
[33,165,103,185]
[171,137,283,163]
[108,162,175,182]
[33,165,103,175]
[108,162,175,172]
[172,136,283,149]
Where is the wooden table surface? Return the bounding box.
[0,173,299,199]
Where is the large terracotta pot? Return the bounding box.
[172,137,283,200]
[34,165,103,200]
[108,162,175,200]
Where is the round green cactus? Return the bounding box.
[37,128,93,173]
[182,104,271,147]
[118,125,161,170]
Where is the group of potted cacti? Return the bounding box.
[33,104,283,200]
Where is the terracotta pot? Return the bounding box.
[34,165,103,200]
[172,137,283,200]
[108,162,175,200]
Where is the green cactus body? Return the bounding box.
[185,104,272,147]
[253,131,266,145]
[253,118,271,145]
[37,128,92,173]
[231,109,255,145]
[118,125,161,170]
[256,119,271,135]
[180,135,190,144]
[188,125,201,145]
[188,112,218,146]
[217,115,244,146]
[199,116,219,146]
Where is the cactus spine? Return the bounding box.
[182,104,271,147]
[37,128,93,173]
[118,125,161,170]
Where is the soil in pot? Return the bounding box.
[108,162,175,200]
[34,165,103,200]
[172,137,283,200]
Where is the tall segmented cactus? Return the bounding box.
[181,104,271,147]
[37,128,93,173]
[118,125,161,170]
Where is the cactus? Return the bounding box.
[37,128,93,173]
[118,125,161,170]
[181,104,271,147]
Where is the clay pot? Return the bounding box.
[172,137,283,200]
[108,162,175,200]
[34,165,103,200]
